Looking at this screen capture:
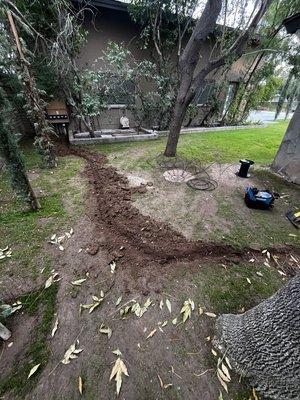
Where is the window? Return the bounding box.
[195,81,215,105]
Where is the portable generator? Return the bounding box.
[244,187,278,209]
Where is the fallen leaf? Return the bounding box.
[27,363,41,379]
[198,306,204,315]
[159,299,164,309]
[45,276,53,289]
[116,296,122,306]
[99,323,112,339]
[249,258,255,263]
[62,342,83,364]
[172,317,177,325]
[146,328,157,339]
[204,312,217,318]
[78,376,83,395]
[278,270,286,276]
[252,388,259,400]
[112,349,122,356]
[217,370,228,393]
[246,278,252,284]
[180,299,194,323]
[166,299,172,313]
[109,357,128,396]
[221,362,231,381]
[162,321,168,327]
[51,317,59,338]
[71,278,86,286]
[211,349,217,357]
[256,271,263,277]
[164,383,173,389]
[225,356,232,370]
[110,261,116,274]
[157,373,164,388]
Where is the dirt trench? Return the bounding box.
[56,145,251,271]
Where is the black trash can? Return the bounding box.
[237,159,254,178]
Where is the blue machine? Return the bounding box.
[244,187,277,209]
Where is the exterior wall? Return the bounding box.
[75,4,257,131]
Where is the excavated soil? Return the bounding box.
[56,146,247,271]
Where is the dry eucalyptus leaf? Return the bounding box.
[27,363,41,379]
[221,363,231,381]
[146,328,157,339]
[99,324,112,339]
[256,271,263,277]
[159,299,164,309]
[51,317,59,338]
[172,317,177,325]
[225,356,232,370]
[109,357,128,396]
[61,342,83,365]
[211,349,217,357]
[246,278,252,284]
[71,278,87,286]
[217,370,228,393]
[198,306,204,315]
[205,312,217,318]
[116,296,122,306]
[112,349,122,356]
[109,261,116,274]
[162,321,168,327]
[166,299,172,313]
[78,376,83,395]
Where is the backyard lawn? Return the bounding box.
[0,121,299,400]
[91,120,290,171]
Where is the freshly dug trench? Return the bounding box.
[214,275,300,400]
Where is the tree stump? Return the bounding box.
[214,275,300,399]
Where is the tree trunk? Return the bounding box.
[164,0,222,157]
[214,275,300,400]
[274,70,293,120]
[0,89,40,211]
[271,95,300,184]
[164,0,273,157]
[6,11,56,168]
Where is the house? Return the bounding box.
[71,0,258,132]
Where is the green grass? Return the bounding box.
[0,284,58,397]
[0,144,85,397]
[89,121,289,171]
[0,144,85,279]
[195,263,282,315]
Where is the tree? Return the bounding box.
[214,275,300,399]
[271,93,300,184]
[164,0,273,157]
[0,88,40,211]
[0,5,57,168]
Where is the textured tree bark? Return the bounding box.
[271,95,300,184]
[214,275,300,400]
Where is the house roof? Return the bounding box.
[72,0,128,12]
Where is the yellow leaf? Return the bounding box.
[109,358,128,396]
[78,376,83,395]
[27,363,41,379]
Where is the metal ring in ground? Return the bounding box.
[187,177,218,191]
